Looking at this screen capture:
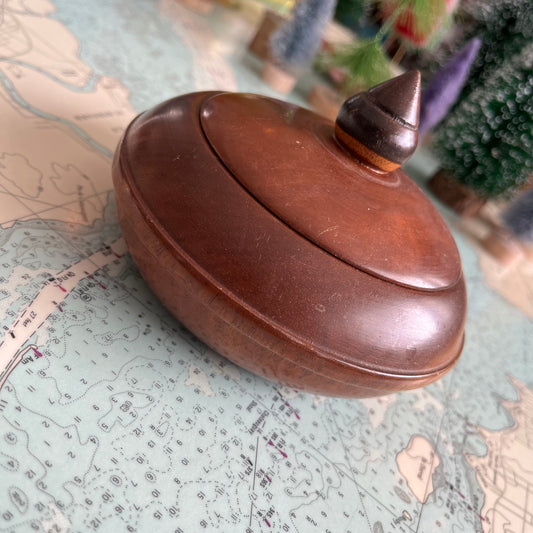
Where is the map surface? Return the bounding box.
[1,1,532,532]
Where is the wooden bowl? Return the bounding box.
[112,72,466,397]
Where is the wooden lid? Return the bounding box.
[200,79,461,291]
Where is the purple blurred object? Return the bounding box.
[419,37,481,135]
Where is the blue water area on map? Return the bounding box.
[52,0,194,112]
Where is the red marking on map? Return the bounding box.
[268,440,287,458]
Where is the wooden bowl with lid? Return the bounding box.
[112,71,466,397]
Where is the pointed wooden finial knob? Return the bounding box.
[335,71,421,173]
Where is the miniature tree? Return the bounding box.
[325,0,455,94]
[270,0,337,71]
[459,0,533,100]
[329,38,392,92]
[433,42,533,199]
[418,37,481,135]
[381,0,456,49]
[398,0,532,94]
[334,0,369,32]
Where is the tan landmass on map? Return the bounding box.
[0,1,135,227]
[5,0,55,16]
[466,377,533,533]
[0,81,111,226]
[0,3,90,87]
[397,435,440,503]
[2,63,134,153]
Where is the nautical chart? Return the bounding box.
[1,1,532,532]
